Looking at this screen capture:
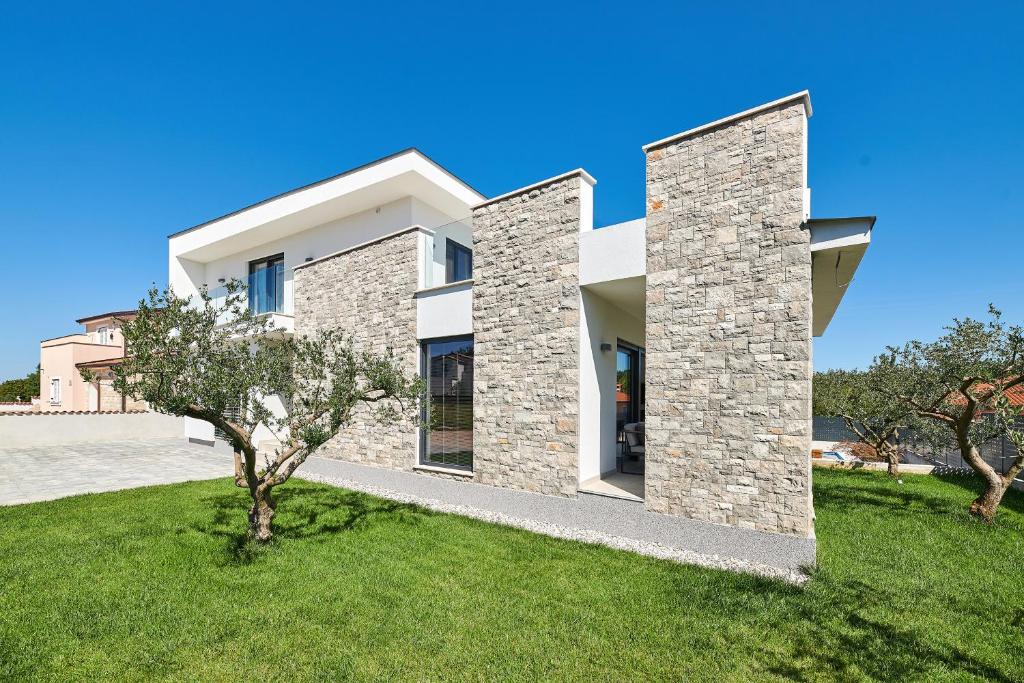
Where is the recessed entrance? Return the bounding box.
[578,278,646,502]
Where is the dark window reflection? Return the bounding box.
[422,336,473,469]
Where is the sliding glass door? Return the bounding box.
[616,341,645,432]
[421,336,474,470]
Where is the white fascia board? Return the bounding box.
[808,216,875,252]
[169,150,481,260]
[642,91,812,152]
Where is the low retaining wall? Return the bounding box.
[812,460,935,474]
[0,412,184,447]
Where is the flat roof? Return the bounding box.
[168,148,485,239]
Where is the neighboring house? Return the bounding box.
[39,310,146,412]
[960,379,1024,415]
[168,91,874,538]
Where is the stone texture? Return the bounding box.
[644,99,813,536]
[471,175,584,496]
[293,229,420,469]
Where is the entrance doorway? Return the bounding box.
[616,341,645,476]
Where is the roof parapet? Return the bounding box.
[642,91,812,153]
[473,168,596,210]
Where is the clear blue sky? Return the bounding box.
[2,1,1022,381]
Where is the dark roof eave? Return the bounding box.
[75,357,125,369]
[802,216,877,230]
[75,310,138,324]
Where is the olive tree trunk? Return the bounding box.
[956,432,1017,523]
[885,448,900,477]
[232,443,278,542]
[249,486,276,542]
[868,436,900,477]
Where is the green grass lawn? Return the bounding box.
[1,471,1022,682]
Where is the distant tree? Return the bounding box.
[814,368,914,476]
[876,307,1024,521]
[0,366,40,402]
[89,282,422,542]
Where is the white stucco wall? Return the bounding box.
[0,412,184,447]
[416,281,473,339]
[173,198,417,309]
[184,415,215,442]
[578,288,646,483]
[579,218,646,285]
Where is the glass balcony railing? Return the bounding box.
[422,216,473,290]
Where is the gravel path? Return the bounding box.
[300,457,815,584]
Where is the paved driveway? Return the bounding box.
[0,438,234,506]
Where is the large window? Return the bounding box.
[421,336,474,470]
[445,240,472,284]
[249,253,285,314]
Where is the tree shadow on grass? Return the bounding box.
[193,483,434,565]
[812,478,964,518]
[928,472,1024,517]
[659,553,1017,680]
[760,576,1017,682]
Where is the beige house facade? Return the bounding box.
[39,311,146,413]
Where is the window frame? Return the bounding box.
[419,334,474,472]
[49,376,62,405]
[248,253,285,314]
[445,240,472,284]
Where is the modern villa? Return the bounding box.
[168,91,873,540]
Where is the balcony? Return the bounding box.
[418,217,473,290]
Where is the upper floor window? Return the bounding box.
[446,240,472,284]
[97,327,110,344]
[249,253,285,314]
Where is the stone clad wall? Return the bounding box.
[644,99,813,536]
[471,174,584,496]
[293,229,420,469]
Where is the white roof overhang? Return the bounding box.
[169,149,483,263]
[808,216,875,337]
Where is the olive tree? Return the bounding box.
[88,282,422,541]
[875,307,1024,521]
[813,368,914,476]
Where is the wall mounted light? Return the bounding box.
[217,278,226,284]
[600,342,612,353]
[305,256,314,262]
